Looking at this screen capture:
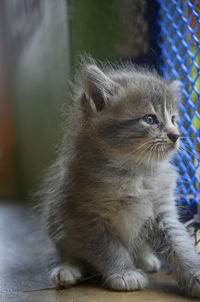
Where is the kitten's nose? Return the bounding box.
[167,133,180,143]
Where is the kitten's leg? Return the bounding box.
[136,244,160,273]
[150,214,200,297]
[79,222,149,291]
[49,240,83,288]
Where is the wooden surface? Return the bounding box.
[0,203,197,302]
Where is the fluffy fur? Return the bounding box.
[38,60,200,296]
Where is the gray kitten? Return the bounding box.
[39,61,200,297]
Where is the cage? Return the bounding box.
[158,0,200,248]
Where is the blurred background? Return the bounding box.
[0,0,160,200]
[0,0,200,223]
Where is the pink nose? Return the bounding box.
[167,133,179,143]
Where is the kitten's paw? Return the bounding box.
[50,264,83,288]
[138,253,160,273]
[105,270,149,291]
[187,271,200,298]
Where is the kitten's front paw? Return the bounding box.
[187,271,200,298]
[138,253,160,273]
[50,264,82,288]
[105,270,149,291]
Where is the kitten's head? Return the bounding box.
[80,63,181,166]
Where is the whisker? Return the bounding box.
[134,145,152,168]
[131,140,154,168]
[154,143,161,162]
[148,144,157,175]
[112,139,153,169]
[133,140,153,153]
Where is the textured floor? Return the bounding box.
[0,203,197,302]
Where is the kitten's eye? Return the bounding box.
[171,115,176,125]
[143,114,157,125]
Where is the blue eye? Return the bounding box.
[143,114,157,125]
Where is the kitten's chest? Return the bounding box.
[115,174,164,202]
[109,166,176,245]
[118,164,176,203]
[110,178,154,245]
[110,195,153,247]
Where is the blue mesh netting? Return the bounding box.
[157,0,200,239]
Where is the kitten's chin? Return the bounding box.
[155,143,178,161]
[143,142,178,165]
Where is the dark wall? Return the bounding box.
[70,0,160,71]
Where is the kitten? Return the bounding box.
[39,60,200,297]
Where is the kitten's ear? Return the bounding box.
[82,65,122,112]
[170,80,182,102]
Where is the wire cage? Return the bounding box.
[157,0,200,247]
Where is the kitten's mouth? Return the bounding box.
[133,138,179,165]
[150,140,179,159]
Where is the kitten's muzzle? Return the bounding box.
[167,133,180,143]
